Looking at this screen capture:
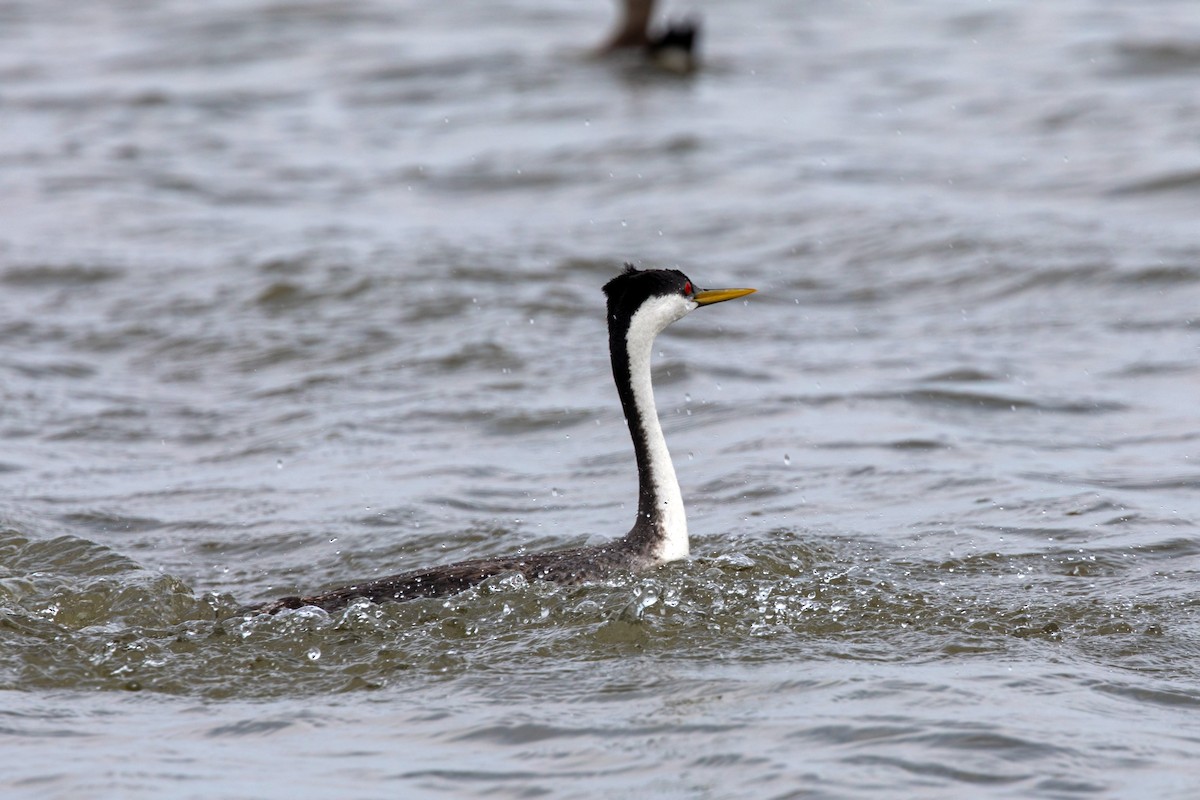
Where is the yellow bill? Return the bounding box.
[694,287,756,306]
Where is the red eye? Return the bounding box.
[683,281,693,295]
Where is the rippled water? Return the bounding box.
[3,0,1200,797]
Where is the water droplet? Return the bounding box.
[306,647,321,661]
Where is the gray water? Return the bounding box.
[3,0,1200,797]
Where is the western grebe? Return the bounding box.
[250,265,754,614]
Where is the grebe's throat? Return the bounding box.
[610,293,693,562]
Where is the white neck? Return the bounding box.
[622,295,695,562]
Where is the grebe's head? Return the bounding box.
[603,264,755,336]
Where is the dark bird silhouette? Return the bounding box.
[599,0,701,73]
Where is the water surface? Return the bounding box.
[2,1,1199,797]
